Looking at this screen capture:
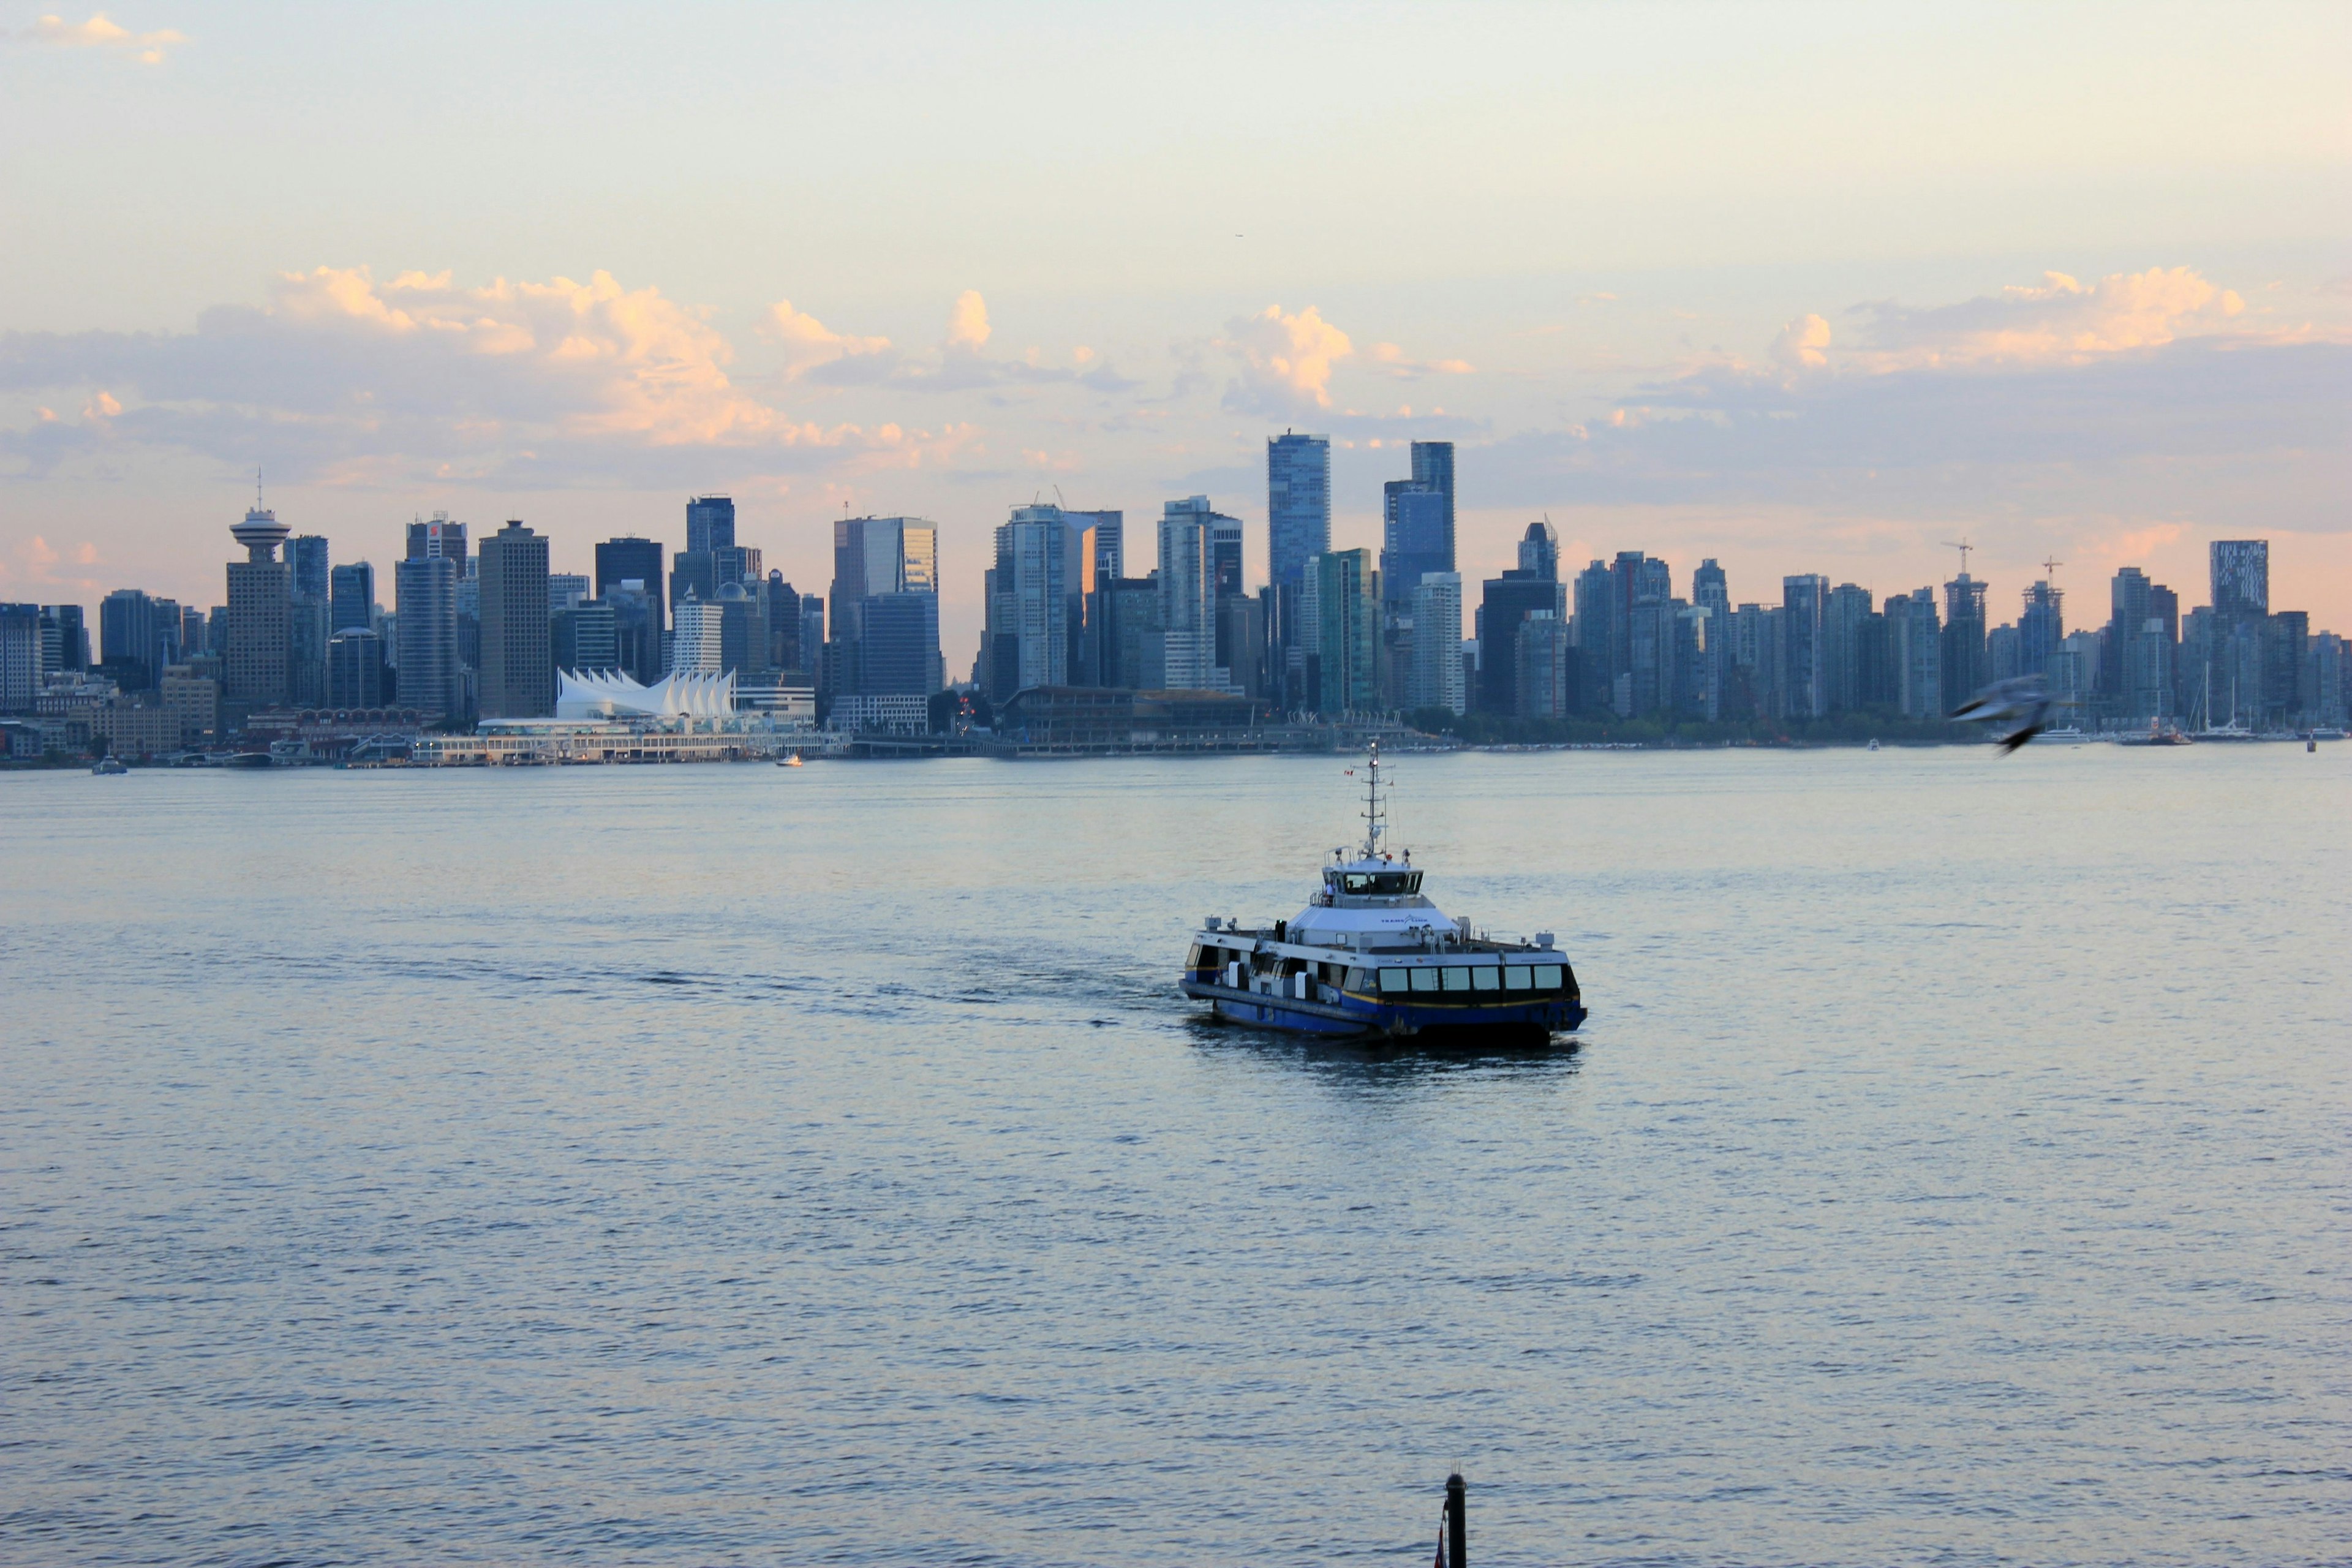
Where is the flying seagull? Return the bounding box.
[1952,674,2055,755]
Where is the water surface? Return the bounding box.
[3,747,2346,1565]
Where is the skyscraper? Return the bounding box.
[395,555,461,722]
[288,535,330,608]
[2210,540,2268,620]
[224,500,292,724]
[829,517,941,701]
[1158,496,1242,692]
[0,603,39,713]
[686,495,736,555]
[100,589,168,690]
[330,562,375,635]
[477,520,553,718]
[1888,589,1942,720]
[1410,440,1456,568]
[405,514,468,575]
[1312,548,1378,715]
[595,538,666,640]
[1266,432,1330,590]
[1940,573,1989,714]
[1479,524,1567,717]
[327,629,385,707]
[1380,488,1450,609]
[990,504,1073,697]
[2018,579,2065,679]
[1409,573,1465,715]
[1821,583,1872,712]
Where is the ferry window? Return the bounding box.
[1534,965,1564,990]
[1471,967,1500,992]
[1186,944,1204,970]
[1409,967,1439,992]
[1341,872,1420,896]
[1504,967,1532,991]
[1441,966,1471,992]
[1347,968,1367,990]
[1379,968,1408,994]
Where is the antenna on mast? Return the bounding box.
[1360,741,1386,861]
[1942,537,1974,576]
[255,464,264,508]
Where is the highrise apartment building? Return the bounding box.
[394,555,461,722]
[477,520,552,718]
[1266,432,1330,591]
[1409,572,1464,714]
[1157,496,1243,693]
[1940,573,1989,714]
[0,603,40,712]
[1781,575,1828,720]
[1308,548,1378,715]
[829,516,942,703]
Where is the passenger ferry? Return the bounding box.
[1180,745,1585,1042]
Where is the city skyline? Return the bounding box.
[2,6,2348,660]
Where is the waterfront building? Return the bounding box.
[159,662,219,743]
[1158,496,1241,693]
[1380,487,1450,610]
[1308,548,1378,715]
[1781,575,1828,720]
[714,581,770,680]
[988,504,1075,698]
[327,629,386,707]
[1411,440,1456,566]
[1409,573,1465,715]
[288,534,330,609]
[686,494,735,555]
[1887,588,1942,719]
[287,592,330,708]
[1266,431,1330,591]
[548,573,592,614]
[394,555,462,723]
[1675,605,1721,720]
[1940,573,1989,714]
[1479,525,1568,717]
[1515,612,1574,720]
[1988,622,2022,683]
[41,605,89,673]
[100,589,172,690]
[597,581,663,685]
[1822,583,1872,711]
[330,563,375,634]
[551,600,619,676]
[859,592,943,698]
[477,520,553,718]
[2019,579,2065,679]
[2211,540,2268,620]
[1095,578,1163,692]
[829,516,941,699]
[670,592,725,676]
[0,603,39,712]
[224,501,292,727]
[405,513,468,575]
[1572,560,1614,714]
[595,538,665,639]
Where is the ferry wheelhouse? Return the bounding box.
[1180,745,1585,1042]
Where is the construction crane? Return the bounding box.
[1942,537,1975,576]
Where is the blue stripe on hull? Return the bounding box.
[1196,986,1586,1038]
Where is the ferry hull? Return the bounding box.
[1182,979,1585,1040]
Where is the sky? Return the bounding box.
[2,0,2346,667]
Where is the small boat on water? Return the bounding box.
[777,752,804,767]
[1180,744,1585,1043]
[90,756,128,775]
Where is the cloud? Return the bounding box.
[758,299,892,380]
[945,290,991,353]
[23,11,186,62]
[0,266,973,485]
[1843,267,2253,370]
[1771,313,1832,371]
[1365,342,1476,379]
[1220,304,1353,415]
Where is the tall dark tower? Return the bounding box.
[222,489,291,727]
